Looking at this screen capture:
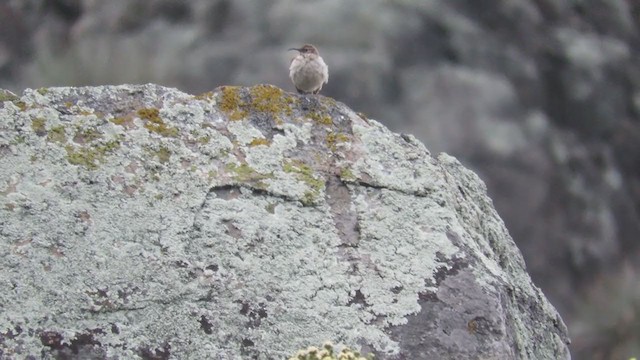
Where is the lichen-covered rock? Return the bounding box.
[0,84,570,359]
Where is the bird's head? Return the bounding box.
[288,44,319,55]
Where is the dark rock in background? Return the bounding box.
[1,0,639,358]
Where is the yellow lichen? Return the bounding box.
[288,342,374,360]
[326,132,351,151]
[283,160,325,205]
[225,163,272,182]
[339,167,356,182]
[249,84,296,116]
[110,116,128,126]
[15,101,27,111]
[65,139,121,170]
[138,108,179,137]
[249,138,270,146]
[218,85,297,122]
[219,86,247,121]
[308,112,332,126]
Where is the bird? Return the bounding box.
[288,44,329,95]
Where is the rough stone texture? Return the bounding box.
[0,84,569,359]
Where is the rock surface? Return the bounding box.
[0,84,569,359]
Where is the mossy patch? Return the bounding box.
[249,84,296,117]
[326,132,351,151]
[308,111,332,126]
[0,90,19,102]
[217,85,297,122]
[155,146,171,163]
[36,88,49,96]
[31,118,47,136]
[249,138,270,147]
[265,203,276,214]
[219,87,247,121]
[47,125,67,143]
[283,160,325,205]
[138,108,179,137]
[110,117,128,126]
[65,139,121,170]
[339,167,357,182]
[225,163,272,182]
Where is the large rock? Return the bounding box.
[0,85,569,359]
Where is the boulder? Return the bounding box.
[0,84,569,359]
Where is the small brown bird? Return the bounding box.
[288,44,329,95]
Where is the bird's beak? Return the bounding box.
[288,48,300,52]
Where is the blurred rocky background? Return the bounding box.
[1,0,639,358]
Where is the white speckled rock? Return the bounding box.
[0,84,570,359]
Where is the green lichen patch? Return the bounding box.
[283,160,325,205]
[0,90,19,102]
[265,203,276,214]
[326,132,351,151]
[47,125,67,143]
[65,139,121,170]
[14,101,28,111]
[339,167,357,182]
[36,88,49,96]
[10,135,26,145]
[31,118,47,136]
[155,146,171,164]
[138,108,179,137]
[225,163,272,182]
[249,138,270,147]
